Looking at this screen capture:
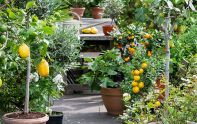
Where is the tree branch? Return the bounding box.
[0,31,8,51]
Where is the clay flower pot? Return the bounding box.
[70,7,85,20]
[91,7,104,19]
[102,25,116,35]
[100,88,124,116]
[2,112,49,124]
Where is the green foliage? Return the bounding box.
[48,26,82,74]
[79,49,125,90]
[88,0,104,7]
[170,24,197,85]
[120,55,197,124]
[67,0,90,7]
[159,55,197,123]
[120,90,160,123]
[102,0,124,20]
[0,0,80,113]
[13,0,69,20]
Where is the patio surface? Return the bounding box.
[51,95,122,124]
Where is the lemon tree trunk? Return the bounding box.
[24,56,31,113]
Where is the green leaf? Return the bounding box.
[7,8,16,19]
[26,1,36,9]
[39,42,48,57]
[107,70,117,75]
[43,26,55,35]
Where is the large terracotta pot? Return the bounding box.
[70,7,85,20]
[2,112,49,124]
[102,25,116,35]
[91,7,104,19]
[100,88,124,116]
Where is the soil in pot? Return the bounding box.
[2,112,49,124]
[46,111,63,124]
[70,7,85,20]
[102,25,116,35]
[91,7,104,19]
[100,88,124,116]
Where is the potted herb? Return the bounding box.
[102,0,124,35]
[67,0,90,19]
[89,0,104,19]
[46,26,82,124]
[79,49,125,115]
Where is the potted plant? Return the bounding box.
[78,49,125,115]
[89,0,104,19]
[102,0,124,35]
[46,26,82,124]
[67,0,90,19]
[0,1,67,124]
[2,32,49,123]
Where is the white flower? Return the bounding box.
[30,72,39,82]
[123,93,131,101]
[53,74,67,92]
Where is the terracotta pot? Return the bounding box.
[70,7,85,20]
[100,88,124,116]
[2,112,49,124]
[91,7,104,19]
[102,25,115,35]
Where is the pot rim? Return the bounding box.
[3,112,49,122]
[102,24,115,27]
[70,7,85,10]
[92,7,104,9]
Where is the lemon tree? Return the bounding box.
[0,0,80,113]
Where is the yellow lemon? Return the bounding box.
[131,81,138,87]
[82,28,91,34]
[144,34,152,39]
[139,68,144,74]
[0,78,2,87]
[132,86,140,94]
[128,47,135,53]
[18,43,30,59]
[134,76,140,81]
[37,59,49,77]
[141,63,148,69]
[155,101,161,107]
[124,57,130,62]
[148,51,152,57]
[90,27,98,34]
[134,70,140,75]
[138,82,144,89]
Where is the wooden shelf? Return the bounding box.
[80,52,102,58]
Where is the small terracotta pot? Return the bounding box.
[100,88,124,116]
[102,25,115,35]
[2,112,49,124]
[91,7,104,19]
[70,7,85,20]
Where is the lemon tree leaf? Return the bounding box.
[26,1,36,9]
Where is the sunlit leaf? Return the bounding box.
[26,1,36,9]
